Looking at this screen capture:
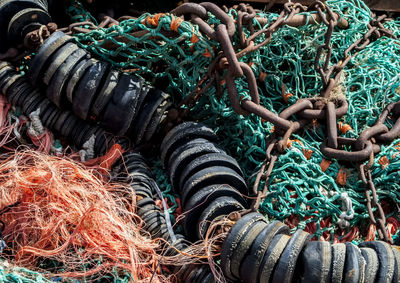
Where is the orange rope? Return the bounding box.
[336,168,347,186]
[170,15,183,32]
[320,159,332,172]
[378,156,390,169]
[338,122,352,134]
[282,83,293,103]
[0,150,164,282]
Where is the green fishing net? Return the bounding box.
[67,0,400,242]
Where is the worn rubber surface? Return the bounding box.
[73,60,109,120]
[160,122,218,165]
[1,73,22,95]
[240,221,290,283]
[101,73,142,135]
[392,246,400,283]
[258,233,291,283]
[343,242,365,283]
[231,220,267,279]
[24,94,46,115]
[22,91,41,114]
[221,212,265,281]
[360,240,395,283]
[361,247,379,283]
[29,31,73,85]
[43,42,80,86]
[181,166,248,204]
[330,243,346,283]
[60,113,78,137]
[4,77,27,105]
[8,8,51,43]
[0,0,46,52]
[297,241,332,283]
[91,69,119,118]
[168,138,223,190]
[132,88,167,144]
[142,96,171,143]
[179,152,243,190]
[197,196,244,239]
[272,229,311,283]
[65,58,94,103]
[53,110,71,133]
[183,184,246,240]
[47,48,88,107]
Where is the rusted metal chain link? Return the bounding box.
[359,162,391,243]
[171,1,400,242]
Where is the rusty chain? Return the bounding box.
[173,1,398,242]
[16,1,397,242]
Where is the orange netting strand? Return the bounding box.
[0,150,166,282]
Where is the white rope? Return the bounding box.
[79,134,96,162]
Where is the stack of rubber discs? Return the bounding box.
[176,264,215,283]
[221,212,400,283]
[0,0,51,52]
[160,122,249,240]
[113,151,175,240]
[112,150,215,283]
[28,30,172,144]
[0,60,119,154]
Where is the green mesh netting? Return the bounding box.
[68,0,400,242]
[0,260,54,282]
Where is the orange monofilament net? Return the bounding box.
[0,149,164,282]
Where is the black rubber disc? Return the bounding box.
[4,76,27,105]
[101,73,142,135]
[28,31,73,85]
[258,233,291,283]
[8,8,51,44]
[72,60,109,120]
[240,221,290,283]
[1,73,23,95]
[168,139,225,191]
[220,212,265,281]
[359,240,395,283]
[142,95,171,143]
[181,166,248,205]
[360,247,379,283]
[343,242,365,283]
[60,113,78,137]
[65,58,95,103]
[183,184,247,240]
[47,48,88,108]
[9,81,32,107]
[24,93,46,115]
[132,88,167,145]
[197,196,245,240]
[91,69,119,118]
[0,0,46,52]
[392,246,400,283]
[179,152,243,190]
[298,241,331,283]
[330,243,346,283]
[53,110,71,133]
[230,220,267,279]
[272,229,311,283]
[160,122,218,165]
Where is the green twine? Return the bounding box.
[69,0,400,240]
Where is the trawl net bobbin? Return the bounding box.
[0,0,399,282]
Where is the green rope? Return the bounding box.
[69,0,400,241]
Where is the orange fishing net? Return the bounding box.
[0,149,165,282]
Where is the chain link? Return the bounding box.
[173,1,398,242]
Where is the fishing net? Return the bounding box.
[69,0,400,243]
[0,149,165,282]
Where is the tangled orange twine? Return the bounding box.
[0,149,164,282]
